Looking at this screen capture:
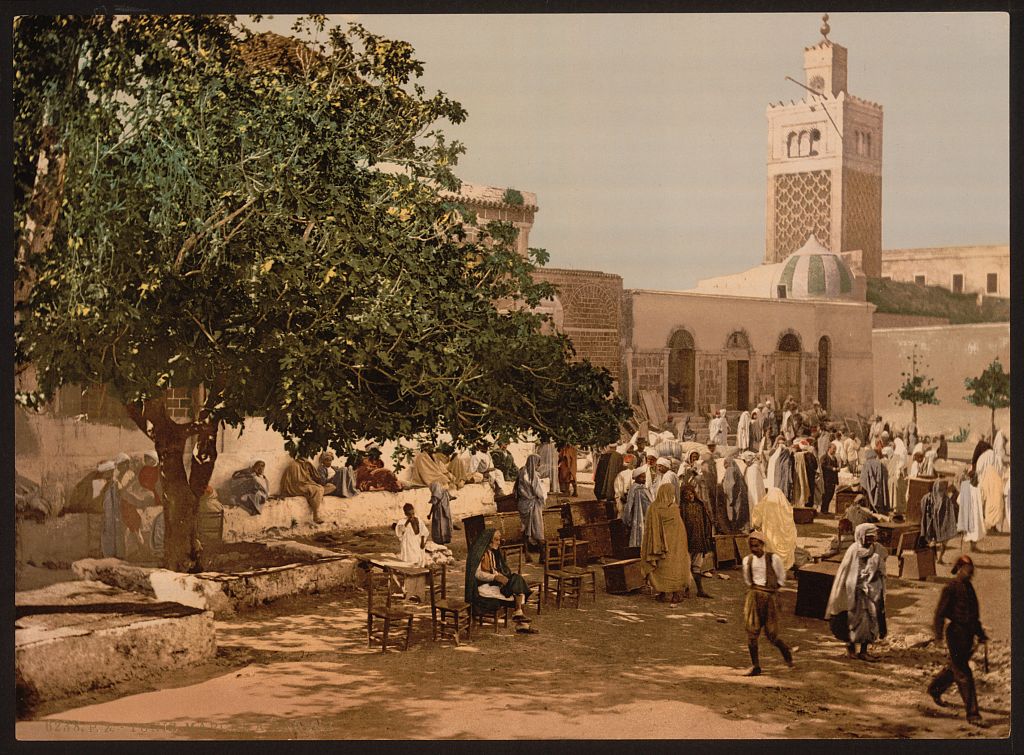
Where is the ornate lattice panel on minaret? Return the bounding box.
[841,168,882,275]
[773,169,832,258]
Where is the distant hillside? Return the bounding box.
[867,278,1010,324]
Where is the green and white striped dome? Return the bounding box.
[772,235,855,300]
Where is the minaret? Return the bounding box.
[764,14,883,277]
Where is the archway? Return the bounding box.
[775,331,802,406]
[817,336,831,409]
[725,331,751,412]
[667,329,695,413]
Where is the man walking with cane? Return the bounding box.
[927,554,987,726]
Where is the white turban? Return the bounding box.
[656,457,672,469]
[740,451,756,464]
[97,460,116,472]
[114,452,130,465]
[632,467,647,480]
[719,409,727,417]
[143,450,159,463]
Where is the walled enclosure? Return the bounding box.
[871,322,1010,438]
[622,289,874,419]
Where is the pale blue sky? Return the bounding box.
[260,12,1009,290]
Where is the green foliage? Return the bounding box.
[950,426,970,443]
[964,358,1010,412]
[867,278,1009,324]
[502,187,525,206]
[14,15,630,459]
[890,348,939,416]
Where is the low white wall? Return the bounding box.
[17,483,498,565]
[222,482,497,542]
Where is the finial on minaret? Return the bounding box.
[820,13,831,41]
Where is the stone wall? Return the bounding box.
[696,351,724,415]
[630,350,666,405]
[872,313,950,328]
[532,267,623,380]
[872,322,1010,438]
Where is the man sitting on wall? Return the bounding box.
[279,455,336,524]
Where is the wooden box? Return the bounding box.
[573,522,615,559]
[833,488,861,519]
[495,493,518,513]
[562,500,614,528]
[462,512,524,551]
[601,558,644,594]
[794,560,841,619]
[901,548,936,580]
[543,507,567,540]
[906,477,934,523]
[876,521,919,551]
[198,510,223,544]
[793,507,816,525]
[713,534,739,568]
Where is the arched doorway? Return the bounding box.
[667,329,695,413]
[775,331,802,406]
[725,331,751,411]
[817,336,831,408]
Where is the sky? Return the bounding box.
[258,12,1009,291]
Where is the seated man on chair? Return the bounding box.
[465,528,534,627]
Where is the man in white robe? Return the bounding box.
[736,410,751,453]
[709,409,729,446]
[741,450,765,516]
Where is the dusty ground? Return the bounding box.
[16,493,1011,741]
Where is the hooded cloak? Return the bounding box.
[920,479,958,544]
[464,528,532,611]
[427,481,453,545]
[859,450,890,513]
[640,484,695,594]
[826,523,888,643]
[515,454,547,544]
[736,411,751,452]
[957,478,984,544]
[719,457,750,534]
[622,478,653,548]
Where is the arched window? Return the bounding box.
[725,331,751,351]
[777,332,802,352]
[809,128,821,156]
[798,130,810,157]
[817,336,831,408]
[865,132,872,157]
[786,131,797,157]
[667,329,696,413]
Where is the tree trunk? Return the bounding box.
[912,401,917,427]
[126,396,218,573]
[991,406,996,444]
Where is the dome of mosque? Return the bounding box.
[771,235,856,300]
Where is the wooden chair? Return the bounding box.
[559,538,597,604]
[426,564,471,645]
[543,539,582,609]
[472,601,510,631]
[500,542,525,574]
[366,566,414,652]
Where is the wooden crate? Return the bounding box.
[562,500,614,528]
[876,521,919,551]
[198,510,223,544]
[573,522,615,559]
[901,548,936,580]
[794,560,841,619]
[833,488,861,519]
[601,558,644,594]
[906,477,935,523]
[713,534,739,568]
[793,507,816,525]
[495,493,518,513]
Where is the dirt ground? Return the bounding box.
[16,492,1012,741]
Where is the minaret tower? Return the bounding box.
[764,14,883,277]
